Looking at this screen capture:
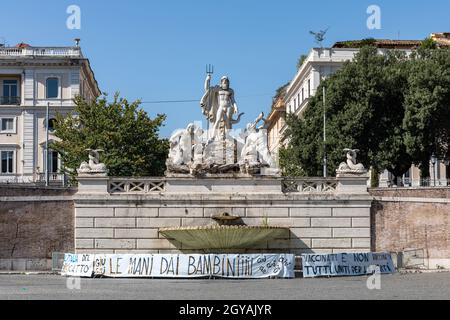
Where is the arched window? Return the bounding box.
[46,78,59,99]
[48,118,57,132]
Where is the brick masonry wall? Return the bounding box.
[370,187,450,199]
[0,186,75,270]
[74,194,372,255]
[370,188,450,262]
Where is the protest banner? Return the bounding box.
[301,252,395,278]
[62,253,295,279]
[61,253,94,277]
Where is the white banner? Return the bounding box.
[61,253,94,277]
[301,252,395,278]
[61,253,295,279]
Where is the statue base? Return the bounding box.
[165,175,282,193]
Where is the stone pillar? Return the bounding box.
[378,169,390,188]
[336,173,370,194]
[77,174,109,194]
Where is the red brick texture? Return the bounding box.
[370,188,450,259]
[0,186,75,259]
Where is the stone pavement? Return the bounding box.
[0,272,449,300]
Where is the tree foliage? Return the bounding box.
[420,37,437,50]
[403,47,450,175]
[282,46,412,178]
[281,45,450,179]
[297,54,308,70]
[51,94,169,178]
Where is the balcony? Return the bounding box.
[0,96,20,105]
[0,47,82,58]
[0,173,67,186]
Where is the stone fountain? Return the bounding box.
[160,73,286,252]
[72,72,372,260]
[160,213,288,252]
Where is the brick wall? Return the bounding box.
[370,187,450,268]
[0,186,75,270]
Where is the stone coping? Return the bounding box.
[73,193,374,203]
[159,225,288,231]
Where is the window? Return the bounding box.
[46,78,59,99]
[49,150,59,173]
[308,79,311,97]
[301,88,304,102]
[48,118,57,132]
[1,118,14,133]
[2,80,19,104]
[1,150,14,174]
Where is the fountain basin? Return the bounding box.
[159,225,289,250]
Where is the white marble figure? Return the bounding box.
[200,74,243,136]
[78,149,107,174]
[166,72,279,176]
[191,125,205,168]
[240,113,276,174]
[337,149,367,174]
[167,123,205,173]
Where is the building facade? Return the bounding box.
[0,42,100,184]
[266,85,287,165]
[268,33,450,186]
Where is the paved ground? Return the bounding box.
[0,272,449,300]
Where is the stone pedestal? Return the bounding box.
[204,136,237,165]
[336,173,370,194]
[77,174,109,194]
[165,175,282,193]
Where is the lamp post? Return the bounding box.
[323,86,327,178]
[431,153,437,187]
[45,102,50,187]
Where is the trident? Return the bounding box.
[205,64,214,140]
[206,64,214,76]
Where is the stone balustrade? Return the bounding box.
[99,176,366,194]
[109,178,166,193]
[0,46,82,57]
[281,178,338,193]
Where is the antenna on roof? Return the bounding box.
[74,38,81,47]
[310,27,330,48]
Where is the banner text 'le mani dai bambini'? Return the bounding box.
[61,253,295,279]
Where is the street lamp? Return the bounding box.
[45,102,50,187]
[323,86,327,178]
[430,153,437,187]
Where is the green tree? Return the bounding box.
[278,146,306,176]
[420,37,437,50]
[403,47,450,176]
[51,94,169,179]
[282,46,413,180]
[297,54,308,70]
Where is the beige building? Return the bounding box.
[268,33,450,186]
[0,41,100,184]
[266,84,287,164]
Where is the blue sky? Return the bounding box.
[1,0,449,137]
